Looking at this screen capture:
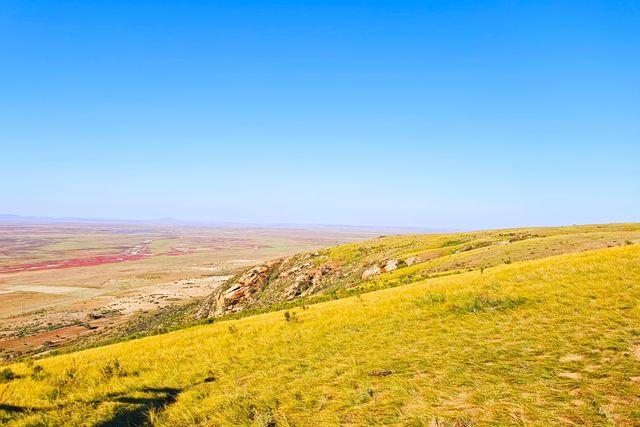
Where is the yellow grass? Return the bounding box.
[1,242,640,425]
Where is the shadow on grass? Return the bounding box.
[95,387,181,427]
[0,387,181,425]
[0,404,29,413]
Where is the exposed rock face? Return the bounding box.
[196,250,412,320]
[362,259,400,279]
[362,265,381,279]
[195,260,282,319]
[279,262,311,278]
[283,273,313,300]
[385,259,398,272]
[217,263,276,311]
[283,265,333,300]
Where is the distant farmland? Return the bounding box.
[0,221,382,360]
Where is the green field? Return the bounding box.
[1,225,640,425]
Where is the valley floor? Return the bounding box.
[0,222,381,360]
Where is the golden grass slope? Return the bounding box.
[1,244,640,425]
[202,223,640,316]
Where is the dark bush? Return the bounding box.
[31,365,46,380]
[0,368,16,382]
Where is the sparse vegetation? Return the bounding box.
[30,365,45,381]
[100,358,124,379]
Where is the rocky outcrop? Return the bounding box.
[362,264,381,279]
[283,265,333,300]
[196,250,412,319]
[217,262,278,311]
[385,259,398,272]
[361,258,400,279]
[195,260,282,318]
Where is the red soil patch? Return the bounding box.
[0,246,153,274]
[0,325,90,354]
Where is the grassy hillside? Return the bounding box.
[1,241,640,425]
[77,224,640,347]
[197,223,640,318]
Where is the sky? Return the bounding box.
[1,0,638,229]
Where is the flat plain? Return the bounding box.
[0,220,383,360]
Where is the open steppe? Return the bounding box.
[0,224,639,425]
[0,221,384,360]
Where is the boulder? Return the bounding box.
[362,265,381,279]
[385,259,398,272]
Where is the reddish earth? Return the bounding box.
[0,245,179,274]
[0,324,102,356]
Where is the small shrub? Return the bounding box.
[63,367,77,382]
[283,310,301,323]
[625,240,633,245]
[0,368,16,382]
[101,358,124,378]
[31,365,46,380]
[43,387,61,402]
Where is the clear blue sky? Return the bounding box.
[1,1,638,229]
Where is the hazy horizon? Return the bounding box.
[0,212,457,230]
[2,212,637,234]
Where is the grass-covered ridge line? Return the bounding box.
[1,244,640,425]
[61,223,640,355]
[196,223,640,318]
